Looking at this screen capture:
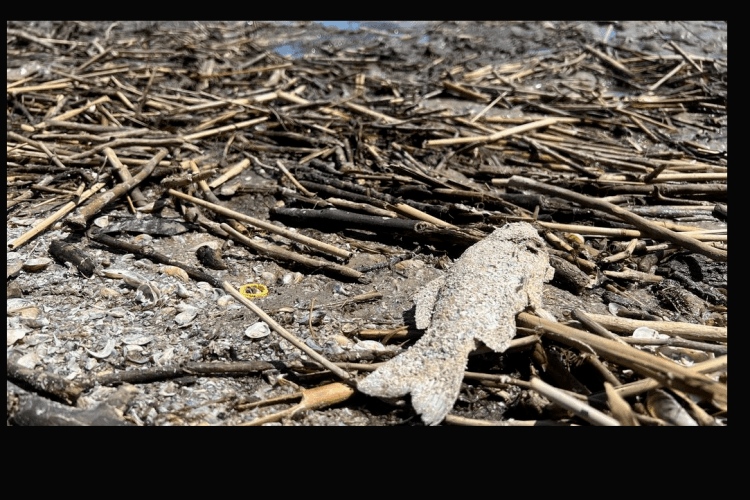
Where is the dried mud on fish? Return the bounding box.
[8,21,726,426]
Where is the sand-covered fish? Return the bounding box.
[358,222,554,425]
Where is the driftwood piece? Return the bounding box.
[220,223,364,281]
[67,148,168,230]
[8,381,136,426]
[8,176,110,251]
[94,361,275,387]
[169,189,352,260]
[509,176,727,262]
[89,231,225,289]
[222,281,355,383]
[48,239,97,278]
[580,313,727,342]
[517,312,726,410]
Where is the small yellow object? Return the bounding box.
[239,283,268,299]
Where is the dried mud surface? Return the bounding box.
[7,21,727,425]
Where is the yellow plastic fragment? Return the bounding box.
[239,283,268,299]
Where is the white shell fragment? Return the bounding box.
[8,259,24,279]
[244,321,271,339]
[358,223,555,425]
[217,295,235,307]
[176,283,192,299]
[101,268,148,287]
[354,340,387,352]
[122,332,153,345]
[657,346,710,366]
[632,326,666,339]
[17,351,41,369]
[93,215,109,228]
[86,338,116,359]
[174,304,198,327]
[8,327,30,346]
[7,299,49,328]
[136,282,162,307]
[22,257,53,272]
[646,389,698,426]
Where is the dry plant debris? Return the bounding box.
[7,22,726,426]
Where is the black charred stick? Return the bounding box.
[89,231,224,289]
[298,180,450,218]
[270,207,481,246]
[48,239,97,278]
[271,207,420,234]
[196,245,228,270]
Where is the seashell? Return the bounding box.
[161,265,190,283]
[24,315,50,329]
[305,338,324,352]
[93,216,109,228]
[217,295,235,307]
[657,346,710,366]
[190,241,220,251]
[196,281,214,297]
[354,340,386,352]
[17,351,41,369]
[646,389,698,426]
[563,232,585,247]
[153,348,175,366]
[297,310,326,325]
[8,327,30,346]
[124,345,151,364]
[99,287,122,298]
[607,302,623,316]
[122,332,152,345]
[132,234,152,245]
[245,321,271,339]
[159,382,178,397]
[108,307,127,318]
[7,299,48,328]
[7,298,37,316]
[632,326,668,340]
[174,304,198,326]
[134,258,155,269]
[340,323,357,335]
[260,271,276,283]
[7,259,24,279]
[22,257,53,272]
[136,201,155,213]
[176,283,192,299]
[101,269,148,287]
[333,335,352,347]
[219,183,239,196]
[394,259,425,273]
[86,338,116,359]
[136,282,162,307]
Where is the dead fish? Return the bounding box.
[358,223,555,425]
